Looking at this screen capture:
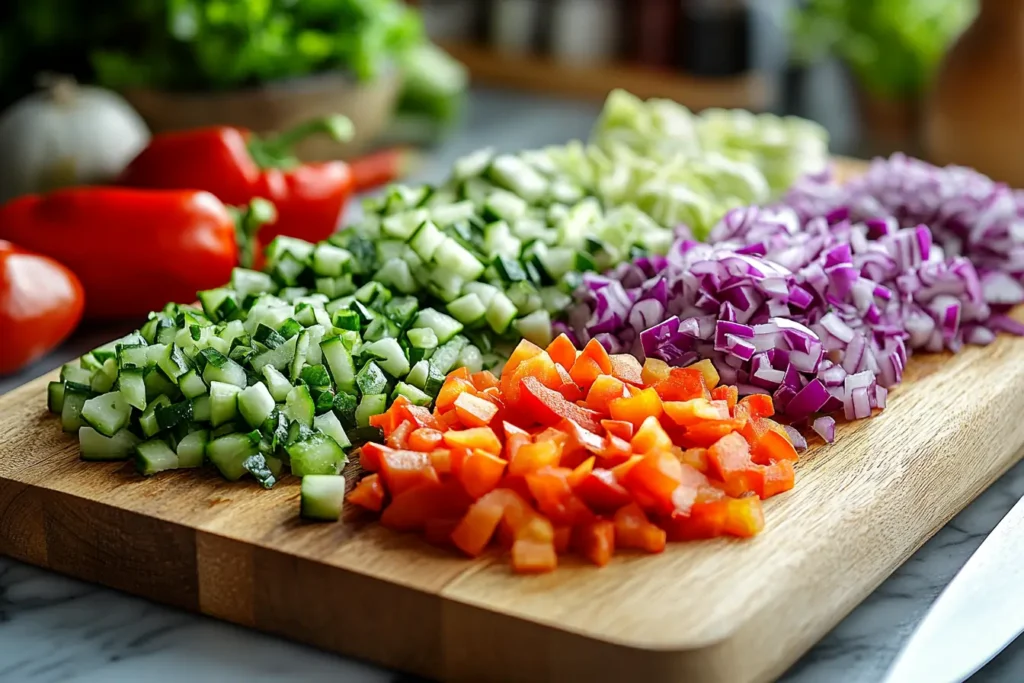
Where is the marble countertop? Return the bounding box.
[2,87,1023,683]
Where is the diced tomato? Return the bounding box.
[470,370,500,391]
[436,376,477,413]
[711,385,738,411]
[408,427,443,452]
[358,442,390,472]
[662,398,727,427]
[568,355,604,391]
[575,468,632,513]
[630,415,673,454]
[451,489,515,556]
[613,503,666,553]
[458,449,507,499]
[751,428,800,465]
[688,359,720,390]
[379,449,440,496]
[654,368,710,402]
[387,419,414,449]
[454,392,500,428]
[585,374,628,412]
[568,456,595,488]
[511,539,557,573]
[601,419,634,441]
[576,519,616,567]
[546,334,578,372]
[739,394,774,419]
[443,427,502,456]
[641,357,672,385]
[622,450,685,513]
[517,376,603,433]
[508,439,561,476]
[381,481,473,532]
[609,354,644,386]
[503,352,562,407]
[608,387,663,429]
[347,473,385,512]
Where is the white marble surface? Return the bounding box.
[3,88,1024,682]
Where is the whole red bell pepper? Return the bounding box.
[119,116,358,253]
[0,188,272,319]
[0,240,84,375]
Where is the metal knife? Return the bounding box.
[883,493,1024,683]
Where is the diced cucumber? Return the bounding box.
[485,292,518,334]
[287,433,346,476]
[413,308,463,344]
[284,385,315,428]
[139,395,171,437]
[300,475,348,521]
[178,369,208,399]
[424,363,447,397]
[250,333,297,374]
[90,358,118,393]
[361,338,410,378]
[262,365,293,402]
[192,395,212,422]
[409,220,447,261]
[406,360,430,390]
[514,309,553,347]
[321,336,356,394]
[206,433,258,481]
[80,391,131,438]
[289,330,311,382]
[355,393,387,427]
[209,381,241,427]
[155,400,193,431]
[244,454,277,489]
[176,429,209,468]
[200,349,247,388]
[238,382,276,428]
[434,237,485,281]
[489,154,549,203]
[231,268,277,297]
[356,362,388,395]
[429,336,469,376]
[312,243,352,277]
[484,188,528,222]
[382,208,430,240]
[78,426,139,461]
[197,288,240,322]
[332,392,358,429]
[374,258,416,294]
[61,362,93,385]
[313,411,352,449]
[454,147,494,180]
[448,293,487,326]
[430,200,476,227]
[47,381,65,414]
[392,382,431,407]
[456,345,484,374]
[134,439,179,476]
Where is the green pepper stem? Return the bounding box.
[248,115,355,169]
[230,198,278,268]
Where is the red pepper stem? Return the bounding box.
[248,115,355,169]
[230,198,277,268]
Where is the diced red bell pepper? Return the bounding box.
[654,368,710,402]
[576,519,616,567]
[585,374,629,412]
[575,469,633,513]
[751,428,800,465]
[711,385,738,411]
[408,427,443,452]
[641,357,672,385]
[508,440,561,476]
[424,518,460,547]
[622,450,685,513]
[436,376,478,413]
[517,376,603,433]
[451,489,515,556]
[379,449,440,496]
[723,497,765,537]
[706,432,765,497]
[664,501,727,541]
[369,395,410,435]
[739,394,775,419]
[498,474,533,502]
[534,427,569,448]
[553,525,573,554]
[611,454,644,482]
[556,417,606,463]
[662,398,728,427]
[443,427,502,456]
[613,503,666,553]
[609,354,644,386]
[511,538,557,573]
[470,370,501,391]
[437,409,462,430]
[458,448,508,499]
[347,473,385,512]
[381,481,473,532]
[668,464,712,516]
[568,456,595,488]
[503,339,544,379]
[554,364,585,402]
[599,434,633,466]
[601,419,634,441]
[680,419,747,449]
[608,387,663,429]
[502,351,562,407]
[525,467,593,526]
[454,392,500,428]
[546,333,578,372]
[358,442,390,472]
[387,419,414,449]
[678,447,710,474]
[762,460,796,498]
[630,415,673,454]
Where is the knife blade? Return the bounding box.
[883,492,1024,683]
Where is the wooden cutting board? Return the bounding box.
[3,158,1024,683]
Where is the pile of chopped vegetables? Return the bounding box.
[344,335,797,573]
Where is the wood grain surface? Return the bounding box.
[3,159,1023,683]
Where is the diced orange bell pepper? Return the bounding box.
[508,439,561,476]
[470,370,500,391]
[387,419,414,449]
[681,420,747,449]
[762,460,796,498]
[428,448,453,474]
[458,448,508,499]
[379,449,440,496]
[451,488,516,556]
[608,387,663,429]
[575,468,633,513]
[401,402,440,430]
[546,334,578,372]
[663,501,727,541]
[601,419,634,441]
[503,432,532,465]
[503,352,562,407]
[517,376,603,433]
[678,447,710,474]
[534,427,569,448]
[369,395,410,435]
[723,496,765,537]
[436,376,477,413]
[554,365,584,402]
[576,519,616,567]
[511,538,557,573]
[599,434,633,466]
[630,415,673,454]
[568,456,595,488]
[662,398,726,427]
[688,359,720,390]
[622,450,685,513]
[443,426,502,456]
[707,432,762,496]
[641,357,672,385]
[609,354,644,386]
[580,339,613,373]
[408,427,443,452]
[668,464,712,516]
[525,467,593,525]
[568,355,604,391]
[711,385,738,411]
[454,392,500,428]
[739,394,774,419]
[499,474,533,502]
[613,503,666,553]
[611,454,643,481]
[503,339,544,378]
[585,374,628,412]
[654,368,710,402]
[358,442,390,472]
[381,481,473,532]
[347,473,385,512]
[751,428,800,465]
[448,367,472,382]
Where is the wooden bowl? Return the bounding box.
[121,69,402,161]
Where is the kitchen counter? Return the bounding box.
[2,87,1024,683]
